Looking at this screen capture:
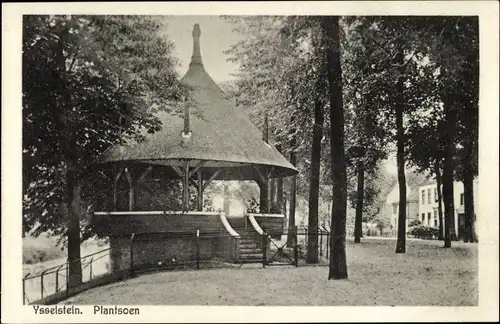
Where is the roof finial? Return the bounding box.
[190,23,202,66]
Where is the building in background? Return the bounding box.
[385,182,420,236]
[378,171,430,236]
[418,179,479,240]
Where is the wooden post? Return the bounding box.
[124,167,135,211]
[113,165,125,211]
[260,113,270,213]
[260,181,269,213]
[276,145,284,213]
[197,170,203,211]
[269,178,276,212]
[223,182,231,216]
[128,186,135,211]
[113,164,118,211]
[277,177,284,214]
[253,165,269,214]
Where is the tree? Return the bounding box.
[322,16,348,279]
[453,19,479,243]
[224,16,330,255]
[344,17,415,253]
[340,18,393,243]
[407,115,446,241]
[23,15,185,287]
[420,17,479,246]
[307,97,325,263]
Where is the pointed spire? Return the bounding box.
[190,23,202,66]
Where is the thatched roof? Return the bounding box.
[96,24,297,180]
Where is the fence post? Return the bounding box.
[293,229,299,267]
[89,257,93,280]
[130,233,135,277]
[262,232,267,268]
[66,261,69,297]
[55,267,59,293]
[319,229,323,257]
[196,229,200,270]
[40,271,44,299]
[326,231,330,260]
[23,276,27,305]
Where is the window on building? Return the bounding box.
[434,187,438,202]
[393,204,397,214]
[422,190,425,204]
[434,210,438,220]
[427,212,432,226]
[421,213,425,223]
[460,193,464,206]
[427,188,432,204]
[434,219,438,227]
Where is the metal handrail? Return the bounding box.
[24,247,112,280]
[23,247,111,304]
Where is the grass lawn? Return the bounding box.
[61,238,478,306]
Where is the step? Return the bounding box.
[240,240,259,244]
[238,253,262,258]
[240,243,259,249]
[240,241,259,245]
[240,250,261,255]
[240,238,259,242]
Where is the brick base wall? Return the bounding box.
[109,234,239,271]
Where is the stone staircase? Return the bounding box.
[236,232,263,263]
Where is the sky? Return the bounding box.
[160,16,243,83]
[159,15,398,175]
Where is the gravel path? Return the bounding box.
[61,238,478,306]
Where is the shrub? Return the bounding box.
[23,244,65,264]
[408,225,440,240]
[246,197,259,213]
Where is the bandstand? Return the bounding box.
[92,24,297,271]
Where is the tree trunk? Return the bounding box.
[395,44,407,254]
[56,26,82,289]
[442,95,457,247]
[354,163,364,243]
[322,16,348,279]
[435,161,444,241]
[287,137,297,247]
[66,167,82,288]
[462,128,477,242]
[307,99,324,264]
[463,172,475,243]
